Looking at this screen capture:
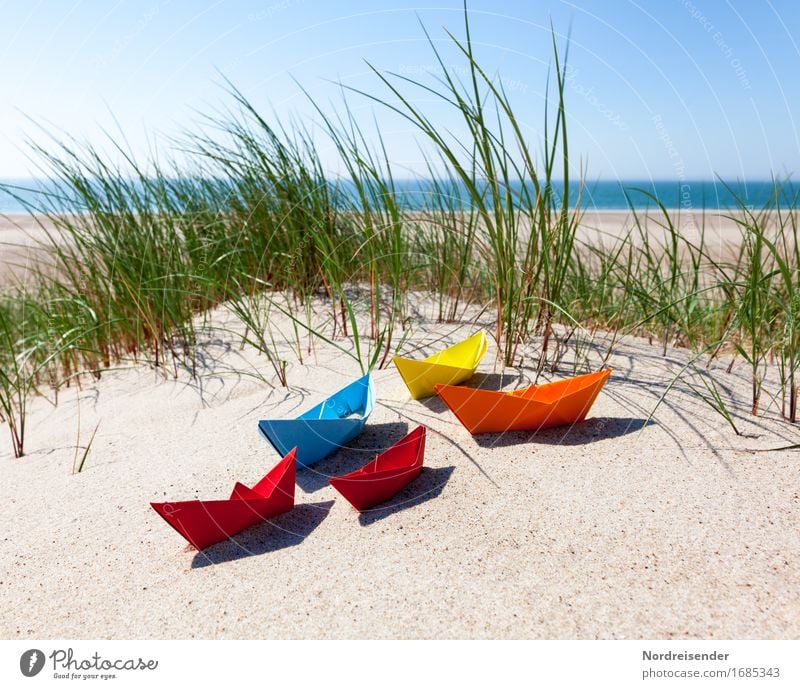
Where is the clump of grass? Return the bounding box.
[2,4,800,462]
[707,179,798,417]
[727,196,774,415]
[20,137,206,376]
[415,170,481,323]
[186,86,390,370]
[224,287,289,386]
[773,189,800,421]
[0,290,79,457]
[0,299,32,457]
[352,5,582,368]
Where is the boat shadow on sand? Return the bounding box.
[294,421,410,494]
[190,500,334,568]
[357,465,455,526]
[473,416,651,448]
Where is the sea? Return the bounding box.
[0,178,796,214]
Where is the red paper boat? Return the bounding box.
[150,448,296,550]
[329,426,426,511]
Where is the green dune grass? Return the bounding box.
[1,6,798,457]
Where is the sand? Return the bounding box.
[0,214,60,287]
[0,209,788,288]
[1,211,799,639]
[1,295,798,640]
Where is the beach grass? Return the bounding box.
[1,5,798,457]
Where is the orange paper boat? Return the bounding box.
[329,426,426,511]
[150,448,296,550]
[435,369,611,435]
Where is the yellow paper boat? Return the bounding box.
[393,330,488,400]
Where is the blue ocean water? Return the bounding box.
[0,177,796,213]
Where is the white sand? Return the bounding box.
[0,214,59,286]
[0,210,787,288]
[1,302,798,639]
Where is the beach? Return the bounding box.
[0,214,58,286]
[1,278,798,638]
[0,209,779,287]
[2,5,800,683]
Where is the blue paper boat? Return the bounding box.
[258,373,376,468]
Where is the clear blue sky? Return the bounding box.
[1,0,798,180]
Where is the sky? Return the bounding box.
[1,0,798,181]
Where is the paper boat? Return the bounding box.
[150,448,296,550]
[258,373,376,468]
[393,330,488,400]
[329,425,426,511]
[435,369,611,435]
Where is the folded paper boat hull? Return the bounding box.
[259,418,366,468]
[150,448,296,550]
[393,331,488,400]
[329,425,426,511]
[259,373,376,467]
[435,369,611,435]
[393,359,476,401]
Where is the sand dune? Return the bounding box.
[1,306,798,639]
